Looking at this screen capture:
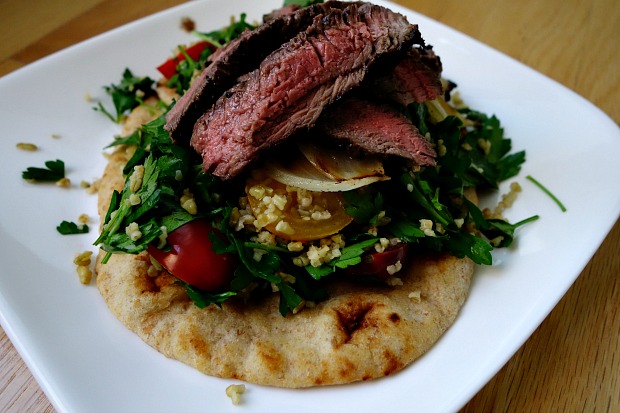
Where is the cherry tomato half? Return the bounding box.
[147,219,237,291]
[156,41,214,79]
[345,243,409,280]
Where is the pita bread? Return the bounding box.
[95,149,474,388]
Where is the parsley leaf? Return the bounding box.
[343,188,384,225]
[195,13,256,48]
[57,221,89,235]
[305,237,378,279]
[482,215,540,248]
[95,68,156,123]
[166,45,212,94]
[182,283,237,308]
[22,159,65,181]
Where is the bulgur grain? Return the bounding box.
[77,265,92,284]
[125,222,142,241]
[275,220,294,235]
[225,384,246,406]
[287,241,304,252]
[74,251,93,285]
[180,188,198,215]
[129,165,145,192]
[386,260,403,275]
[477,138,492,155]
[128,193,141,206]
[73,251,93,267]
[156,226,168,248]
[408,290,422,302]
[55,177,71,188]
[16,142,38,151]
[85,178,100,195]
[419,219,436,237]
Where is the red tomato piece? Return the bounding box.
[344,243,409,280]
[147,219,237,291]
[156,41,213,79]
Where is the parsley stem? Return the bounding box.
[513,214,540,227]
[526,175,567,212]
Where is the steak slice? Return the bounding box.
[191,2,422,179]
[368,47,444,106]
[316,95,436,167]
[164,1,353,143]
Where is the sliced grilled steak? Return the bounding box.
[368,47,443,106]
[191,2,422,179]
[164,1,352,143]
[316,95,436,166]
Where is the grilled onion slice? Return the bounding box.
[264,142,389,192]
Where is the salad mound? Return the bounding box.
[94,1,535,317]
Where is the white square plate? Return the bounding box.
[1,1,618,412]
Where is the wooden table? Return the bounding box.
[1,0,618,411]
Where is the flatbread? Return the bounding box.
[95,149,474,388]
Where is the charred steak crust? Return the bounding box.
[190,2,422,179]
[164,1,355,143]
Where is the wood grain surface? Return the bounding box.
[1,0,618,412]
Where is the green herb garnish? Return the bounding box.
[95,68,156,123]
[526,175,567,212]
[57,221,89,235]
[194,13,256,48]
[22,159,65,181]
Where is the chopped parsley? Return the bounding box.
[57,221,89,235]
[95,68,156,123]
[194,13,256,48]
[21,159,65,181]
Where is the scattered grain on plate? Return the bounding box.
[78,214,89,224]
[84,178,101,195]
[225,384,246,406]
[484,181,522,220]
[51,133,60,139]
[55,177,71,188]
[16,142,38,151]
[73,251,93,285]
